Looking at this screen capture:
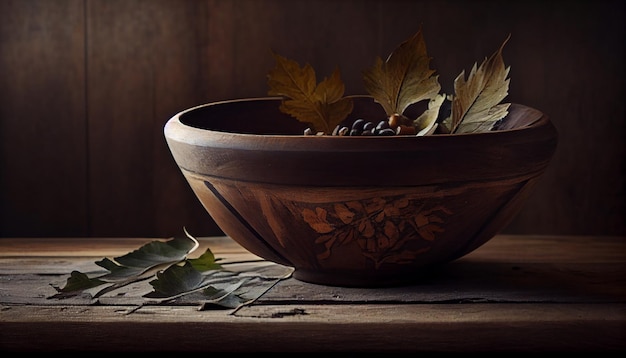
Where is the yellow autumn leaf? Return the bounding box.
[267,52,353,134]
[444,35,512,134]
[362,28,441,118]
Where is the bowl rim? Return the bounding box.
[166,95,551,140]
[163,95,558,201]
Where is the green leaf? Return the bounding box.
[48,228,201,299]
[143,262,247,303]
[188,248,223,272]
[112,229,199,268]
[200,281,248,309]
[49,227,295,310]
[94,257,145,282]
[144,260,295,309]
[49,270,109,299]
[96,228,200,282]
[144,261,204,298]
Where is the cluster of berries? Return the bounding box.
[304,114,417,136]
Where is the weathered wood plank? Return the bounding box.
[0,235,625,351]
[1,236,624,305]
[0,236,242,257]
[2,235,624,262]
[2,261,623,305]
[1,304,624,352]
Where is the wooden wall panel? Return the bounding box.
[0,0,87,237]
[198,0,625,236]
[495,0,625,235]
[0,0,624,238]
[86,0,220,237]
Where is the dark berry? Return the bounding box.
[352,119,366,132]
[378,128,396,136]
[375,120,390,131]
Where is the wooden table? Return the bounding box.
[1,235,624,352]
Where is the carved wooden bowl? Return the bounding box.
[164,96,558,287]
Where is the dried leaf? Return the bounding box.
[267,52,353,134]
[444,35,512,133]
[363,29,441,118]
[413,93,446,136]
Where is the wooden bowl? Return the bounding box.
[164,96,558,287]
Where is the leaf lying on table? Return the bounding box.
[144,262,244,300]
[48,228,294,309]
[187,247,223,272]
[49,228,201,299]
[144,262,249,309]
[95,230,201,283]
[142,263,293,310]
[51,270,108,297]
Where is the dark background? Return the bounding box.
[1,0,623,238]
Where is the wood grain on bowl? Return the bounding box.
[165,97,558,287]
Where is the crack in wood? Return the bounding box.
[234,307,309,318]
